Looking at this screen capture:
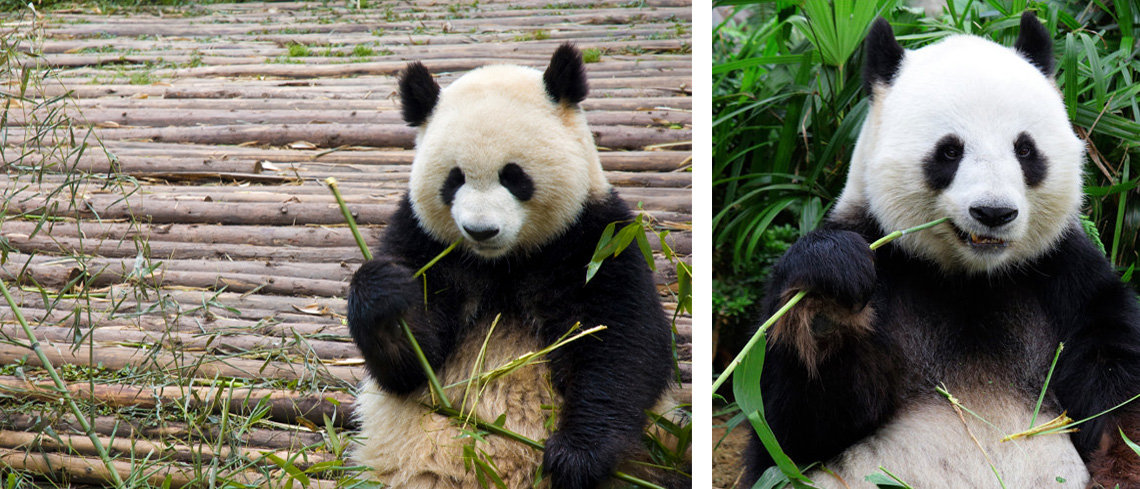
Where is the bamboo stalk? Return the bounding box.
[0,281,123,486]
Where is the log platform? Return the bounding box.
[1,0,691,485]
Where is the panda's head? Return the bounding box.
[398,44,610,259]
[836,13,1085,274]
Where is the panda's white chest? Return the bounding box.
[806,390,1089,489]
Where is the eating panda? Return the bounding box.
[743,12,1140,489]
[347,44,681,489]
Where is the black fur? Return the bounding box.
[348,191,672,489]
[440,167,464,206]
[544,43,589,105]
[862,17,905,96]
[1013,11,1055,77]
[741,207,1140,486]
[499,162,535,201]
[398,61,440,127]
[922,134,965,191]
[1015,132,1047,187]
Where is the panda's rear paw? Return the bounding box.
[776,229,876,312]
[347,257,419,337]
[542,432,618,489]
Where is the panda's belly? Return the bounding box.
[806,391,1089,489]
[352,321,558,489]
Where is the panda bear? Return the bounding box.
[743,13,1140,489]
[347,44,680,489]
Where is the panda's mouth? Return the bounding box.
[950,222,1008,250]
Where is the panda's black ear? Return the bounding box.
[1013,11,1054,77]
[398,62,440,127]
[543,43,588,105]
[862,17,904,97]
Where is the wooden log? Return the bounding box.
[0,447,338,488]
[0,429,337,472]
[67,94,690,114]
[3,193,688,226]
[5,107,690,129]
[0,376,353,427]
[0,339,362,385]
[4,123,690,151]
[0,412,325,451]
[0,322,358,361]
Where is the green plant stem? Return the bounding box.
[1030,343,1064,428]
[711,290,806,394]
[326,177,373,261]
[400,318,452,411]
[414,238,463,278]
[712,217,950,396]
[0,279,124,486]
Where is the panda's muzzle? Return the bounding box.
[463,225,500,242]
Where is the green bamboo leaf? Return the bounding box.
[1121,427,1140,457]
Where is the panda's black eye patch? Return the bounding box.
[440,167,464,206]
[499,163,535,201]
[923,134,965,191]
[1014,132,1046,187]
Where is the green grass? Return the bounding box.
[286,43,311,57]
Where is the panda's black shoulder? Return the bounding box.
[542,190,637,261]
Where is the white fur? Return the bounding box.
[805,389,1089,488]
[451,184,526,257]
[352,323,556,488]
[408,64,611,259]
[835,35,1085,274]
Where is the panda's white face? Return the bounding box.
[841,35,1084,274]
[406,64,610,259]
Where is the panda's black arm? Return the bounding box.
[1043,231,1140,462]
[742,226,898,484]
[527,195,673,489]
[347,198,464,394]
[538,244,673,489]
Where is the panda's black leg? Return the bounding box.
[347,256,456,395]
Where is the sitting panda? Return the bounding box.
[743,13,1140,489]
[347,44,681,489]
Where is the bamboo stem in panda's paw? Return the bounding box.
[711,217,950,396]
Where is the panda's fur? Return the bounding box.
[347,44,682,489]
[744,13,1140,489]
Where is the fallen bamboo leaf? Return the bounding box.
[291,304,331,316]
[289,141,317,150]
[1002,412,1078,441]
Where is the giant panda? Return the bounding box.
[743,12,1140,489]
[346,44,682,489]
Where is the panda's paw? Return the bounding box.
[347,257,419,338]
[776,229,876,312]
[542,431,618,489]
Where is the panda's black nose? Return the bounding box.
[969,206,1018,228]
[463,226,499,242]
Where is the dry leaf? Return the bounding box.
[289,141,317,150]
[292,303,331,316]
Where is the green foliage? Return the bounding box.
[582,47,602,63]
[287,43,311,57]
